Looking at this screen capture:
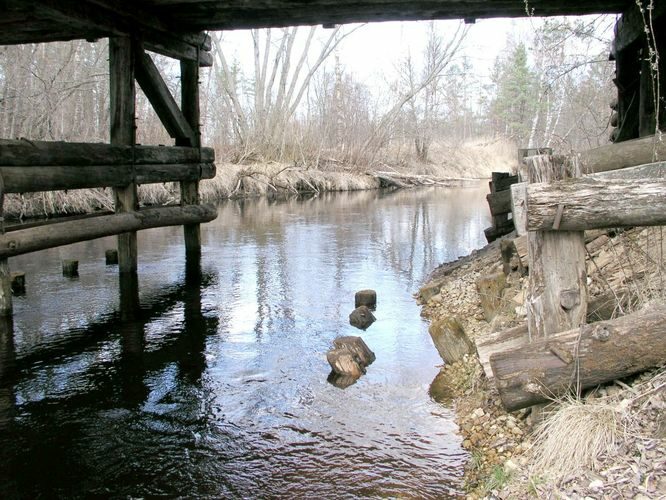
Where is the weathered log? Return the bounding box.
[0,163,215,193]
[0,205,217,259]
[62,259,79,277]
[355,289,377,309]
[0,139,214,166]
[135,47,196,146]
[491,172,519,193]
[429,316,475,364]
[524,155,587,340]
[476,323,528,379]
[491,305,666,411]
[573,135,666,174]
[524,178,666,231]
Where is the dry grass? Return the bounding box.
[529,397,620,481]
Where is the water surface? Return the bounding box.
[0,186,489,498]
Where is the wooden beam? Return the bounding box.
[572,135,666,174]
[135,47,196,146]
[523,178,666,232]
[109,36,138,274]
[0,205,217,259]
[524,155,587,340]
[180,58,202,255]
[19,0,212,65]
[0,176,11,316]
[486,189,512,216]
[0,140,214,166]
[613,1,666,54]
[0,163,215,193]
[491,305,666,411]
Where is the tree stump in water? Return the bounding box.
[355,289,377,309]
[326,336,376,382]
[105,249,119,265]
[10,272,25,295]
[62,260,79,277]
[349,305,376,330]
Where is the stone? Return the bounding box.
[588,479,604,492]
[349,305,376,330]
[327,371,358,389]
[428,316,474,364]
[355,289,377,309]
[475,272,507,321]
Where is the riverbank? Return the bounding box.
[419,227,665,498]
[3,138,515,219]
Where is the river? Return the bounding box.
[0,185,490,498]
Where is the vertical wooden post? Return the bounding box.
[614,45,641,142]
[109,36,138,273]
[179,59,202,256]
[639,45,656,137]
[0,176,11,316]
[524,156,587,340]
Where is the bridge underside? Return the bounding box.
[0,0,664,316]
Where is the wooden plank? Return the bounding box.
[510,182,528,236]
[0,205,217,259]
[109,36,138,274]
[0,163,215,193]
[135,47,196,146]
[491,305,666,411]
[524,178,666,231]
[492,173,519,192]
[0,140,214,166]
[486,189,512,216]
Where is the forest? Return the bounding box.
[0,15,616,215]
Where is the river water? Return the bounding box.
[0,186,489,498]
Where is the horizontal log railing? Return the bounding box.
[0,139,214,166]
[512,178,666,232]
[0,205,217,259]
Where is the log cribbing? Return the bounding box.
[573,135,666,174]
[0,140,214,166]
[0,163,215,193]
[523,178,666,231]
[0,205,217,259]
[490,305,666,411]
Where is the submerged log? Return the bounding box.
[490,305,666,411]
[0,205,217,258]
[523,178,666,231]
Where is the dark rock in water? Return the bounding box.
[333,336,376,366]
[428,316,474,364]
[327,371,359,389]
[355,289,377,309]
[349,305,376,330]
[326,336,376,382]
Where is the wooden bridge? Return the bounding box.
[0,0,664,322]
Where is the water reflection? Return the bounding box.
[0,186,489,498]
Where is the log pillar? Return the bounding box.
[179,59,202,257]
[0,176,11,316]
[523,156,587,340]
[614,45,641,142]
[109,36,138,274]
[638,44,656,137]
